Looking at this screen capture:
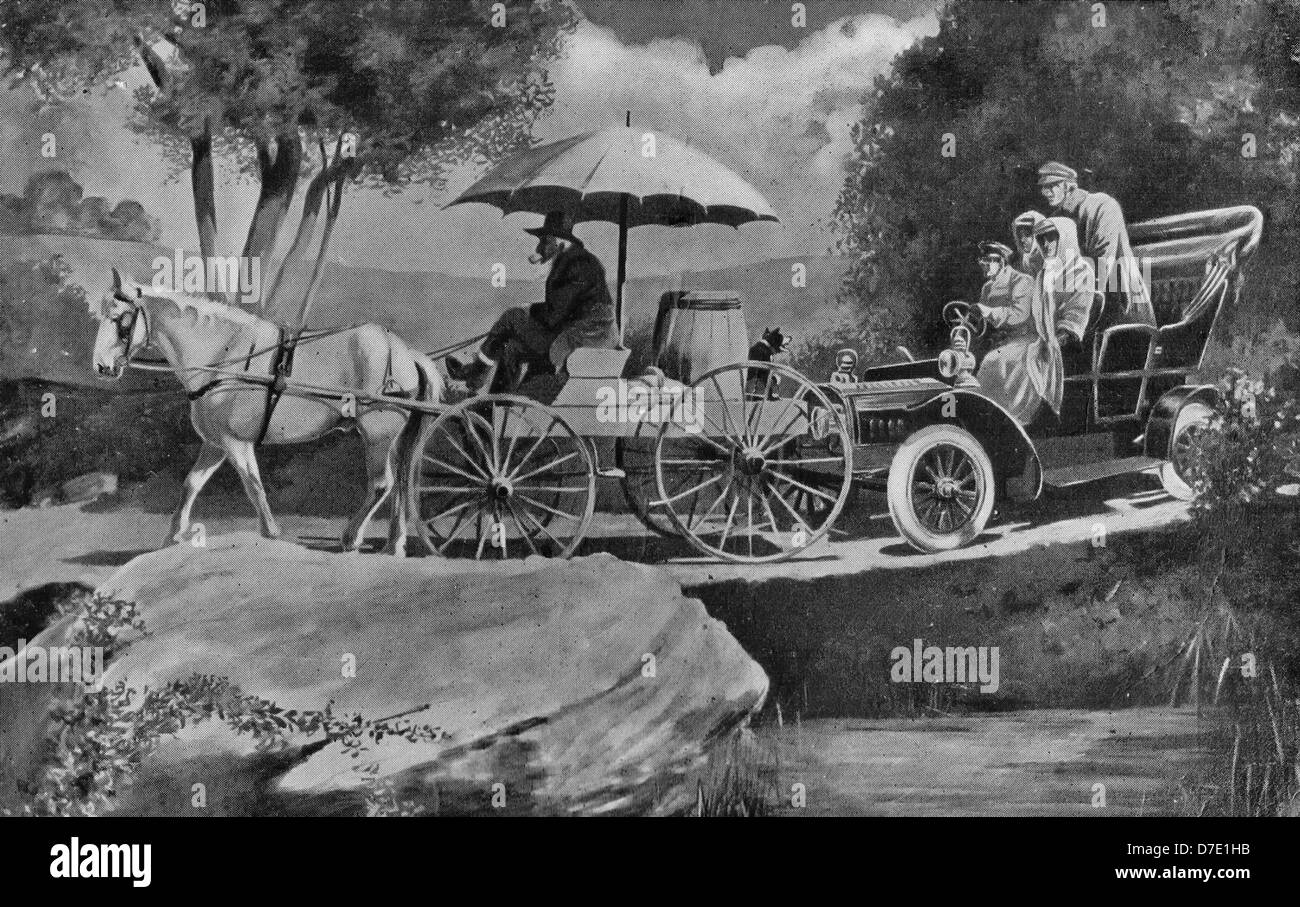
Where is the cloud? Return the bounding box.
[509,11,938,267]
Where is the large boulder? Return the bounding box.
[3,534,766,815]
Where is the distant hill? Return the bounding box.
[0,232,851,387]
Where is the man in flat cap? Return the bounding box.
[973,240,1034,347]
[1037,161,1155,331]
[449,210,618,393]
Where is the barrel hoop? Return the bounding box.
[671,297,742,311]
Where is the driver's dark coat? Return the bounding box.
[529,242,616,335]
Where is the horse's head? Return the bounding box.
[92,268,151,380]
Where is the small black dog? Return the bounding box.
[747,327,790,397]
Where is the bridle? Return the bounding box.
[109,290,151,365]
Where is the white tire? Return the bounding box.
[1159,401,1214,501]
[887,423,996,553]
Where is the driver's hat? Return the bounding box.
[978,241,1013,262]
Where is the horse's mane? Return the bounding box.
[133,285,262,330]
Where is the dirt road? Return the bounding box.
[0,472,1187,598]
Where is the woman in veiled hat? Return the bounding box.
[1011,210,1046,275]
[975,216,1096,424]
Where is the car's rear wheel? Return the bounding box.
[1159,401,1214,501]
[887,424,995,553]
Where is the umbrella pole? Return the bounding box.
[616,194,629,345]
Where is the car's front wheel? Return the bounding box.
[887,423,996,553]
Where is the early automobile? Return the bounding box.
[803,205,1263,553]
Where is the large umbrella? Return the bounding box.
[446,122,779,340]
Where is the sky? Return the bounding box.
[0,0,940,279]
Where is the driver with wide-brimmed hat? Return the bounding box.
[449,210,618,393]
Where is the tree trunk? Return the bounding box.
[190,115,220,300]
[242,132,303,312]
[264,143,334,325]
[293,175,346,329]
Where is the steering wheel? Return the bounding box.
[942,300,987,339]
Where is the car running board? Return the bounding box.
[1042,456,1162,488]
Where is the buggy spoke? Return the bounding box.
[511,450,580,484]
[716,492,741,550]
[687,474,735,532]
[767,468,839,503]
[506,426,558,481]
[512,499,565,551]
[660,471,724,505]
[423,454,488,486]
[504,501,540,556]
[514,491,583,524]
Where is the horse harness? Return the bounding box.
[114,291,412,445]
[184,325,409,446]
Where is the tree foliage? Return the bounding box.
[834,0,1300,356]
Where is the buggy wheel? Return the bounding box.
[407,394,595,559]
[614,435,685,537]
[887,423,995,553]
[1159,400,1214,501]
[655,361,853,564]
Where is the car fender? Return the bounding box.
[1145,384,1221,460]
[908,389,1042,502]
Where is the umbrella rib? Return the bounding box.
[578,142,616,195]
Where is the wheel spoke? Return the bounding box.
[716,492,741,550]
[506,425,558,480]
[767,468,839,503]
[767,478,812,532]
[422,454,488,486]
[514,490,584,524]
[504,500,540,556]
[757,488,782,536]
[436,503,479,554]
[687,474,735,532]
[660,471,724,505]
[756,401,802,454]
[512,498,565,551]
[746,494,755,558]
[514,484,589,494]
[426,496,478,525]
[512,449,581,484]
[474,512,490,559]
[458,410,497,474]
[711,375,745,445]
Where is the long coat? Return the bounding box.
[977,218,1095,423]
[529,241,619,370]
[1055,187,1156,327]
[979,264,1036,344]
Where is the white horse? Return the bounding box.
[92,268,444,555]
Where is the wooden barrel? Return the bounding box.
[652,291,749,397]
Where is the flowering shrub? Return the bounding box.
[1183,367,1300,518]
[9,592,442,817]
